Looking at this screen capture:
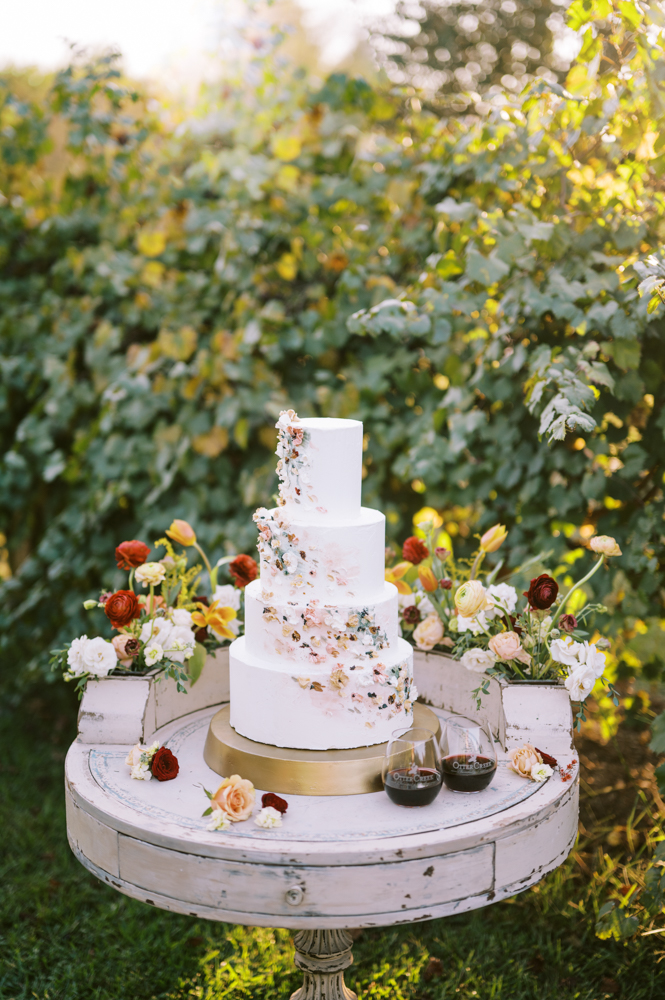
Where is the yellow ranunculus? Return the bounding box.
[480,523,507,553]
[385,561,412,595]
[166,519,197,547]
[455,580,489,618]
[191,602,237,639]
[418,565,438,593]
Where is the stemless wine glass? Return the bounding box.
[382,727,443,807]
[440,716,497,793]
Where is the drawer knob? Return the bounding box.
[286,885,304,906]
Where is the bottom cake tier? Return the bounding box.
[229,635,416,750]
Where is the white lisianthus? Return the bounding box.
[550,636,583,667]
[140,616,173,647]
[164,626,196,663]
[135,562,167,587]
[144,642,164,666]
[67,635,90,676]
[577,641,606,678]
[82,636,118,677]
[531,763,553,782]
[213,584,242,611]
[254,806,283,829]
[487,583,518,615]
[460,647,497,673]
[171,608,193,628]
[131,763,152,780]
[564,664,597,702]
[457,611,489,635]
[207,808,232,831]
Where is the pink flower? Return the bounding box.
[309,651,326,665]
[326,644,339,656]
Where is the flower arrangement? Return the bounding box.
[125,742,179,781]
[386,508,621,725]
[50,519,258,694]
[202,778,288,831]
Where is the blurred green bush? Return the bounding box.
[0,0,664,700]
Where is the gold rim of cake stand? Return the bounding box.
[203,703,442,796]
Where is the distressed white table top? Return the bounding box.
[77,704,571,855]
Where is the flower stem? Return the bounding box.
[551,555,604,630]
[194,542,215,595]
[469,550,485,580]
[129,568,135,592]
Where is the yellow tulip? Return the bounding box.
[480,523,507,553]
[191,601,237,640]
[166,519,197,547]
[418,565,439,593]
[385,561,412,596]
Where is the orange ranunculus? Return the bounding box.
[479,523,507,553]
[418,565,438,592]
[166,519,197,547]
[191,601,237,639]
[385,561,412,595]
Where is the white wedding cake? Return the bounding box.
[229,410,416,750]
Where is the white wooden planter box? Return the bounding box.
[76,648,573,757]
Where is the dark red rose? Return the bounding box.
[559,614,578,632]
[104,590,141,629]
[525,574,559,610]
[150,746,179,781]
[402,536,429,565]
[439,578,453,590]
[115,540,151,570]
[262,792,288,814]
[229,553,258,589]
[402,604,422,625]
[535,747,558,769]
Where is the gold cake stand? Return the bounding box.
[203,703,442,796]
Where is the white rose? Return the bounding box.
[413,613,445,651]
[82,636,117,677]
[460,647,497,673]
[212,584,242,611]
[564,664,597,702]
[254,806,283,829]
[417,594,435,616]
[457,612,488,635]
[171,608,193,627]
[140,616,173,647]
[207,808,232,831]
[144,642,164,666]
[135,562,167,587]
[488,583,518,615]
[67,636,90,676]
[550,636,583,667]
[164,625,196,663]
[531,763,553,782]
[398,593,417,611]
[577,641,606,679]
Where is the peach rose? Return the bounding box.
[508,744,542,778]
[211,774,255,822]
[589,535,622,557]
[455,580,489,618]
[413,613,445,651]
[488,631,522,661]
[112,634,140,665]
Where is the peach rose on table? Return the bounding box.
[508,744,542,778]
[413,613,445,651]
[211,774,255,822]
[454,580,489,618]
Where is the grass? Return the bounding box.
[1,688,665,1000]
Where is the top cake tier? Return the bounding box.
[275,411,363,521]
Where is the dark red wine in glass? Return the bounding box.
[384,766,442,806]
[441,754,497,792]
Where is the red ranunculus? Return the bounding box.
[525,574,559,610]
[559,614,578,632]
[150,746,179,781]
[229,553,258,589]
[402,536,429,565]
[104,590,141,629]
[115,540,151,570]
[262,792,288,814]
[402,605,422,625]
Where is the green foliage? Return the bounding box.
[596,899,640,940]
[1,0,665,702]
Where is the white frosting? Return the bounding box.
[244,579,399,669]
[254,506,385,604]
[275,411,362,521]
[230,409,417,751]
[230,635,415,750]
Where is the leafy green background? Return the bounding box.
[1,0,664,712]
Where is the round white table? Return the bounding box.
[65,652,578,998]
